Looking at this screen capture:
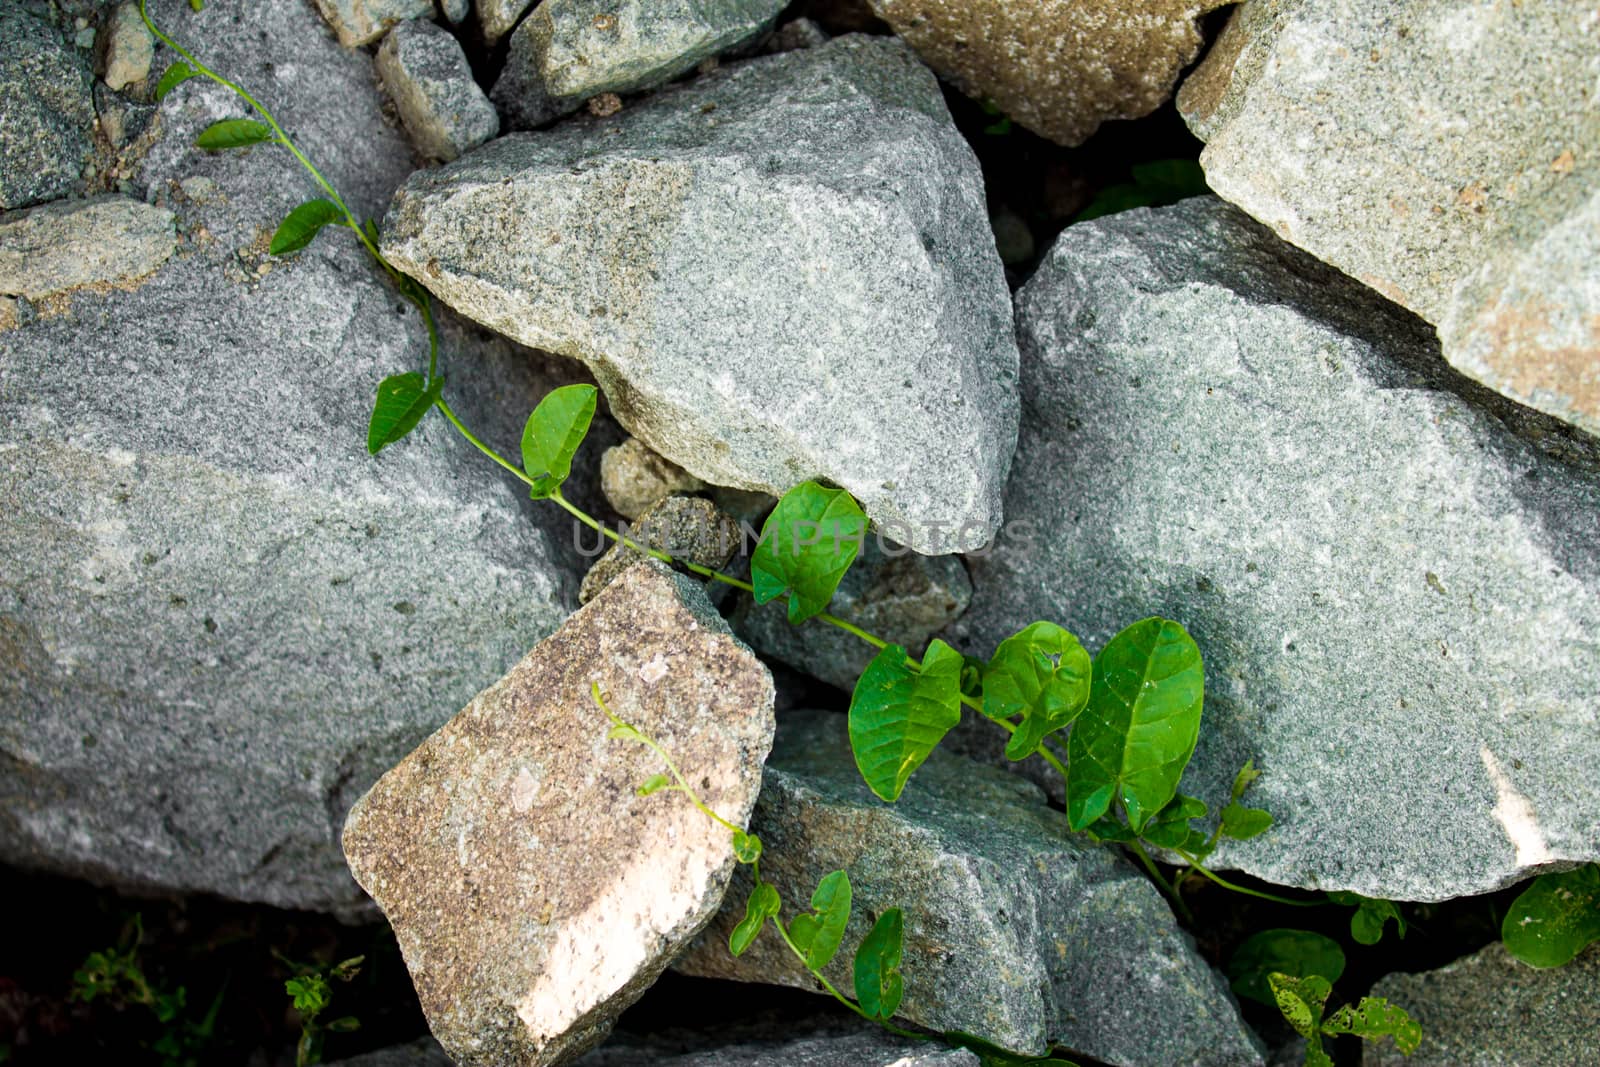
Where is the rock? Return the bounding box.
[0,196,176,300]
[1367,943,1600,1067]
[734,538,970,691]
[97,2,155,91]
[343,561,776,1067]
[440,0,470,25]
[492,0,787,129]
[580,1023,979,1066]
[765,18,830,53]
[865,0,1229,146]
[579,495,742,603]
[329,1039,453,1067]
[387,35,1021,555]
[476,0,537,41]
[311,0,434,48]
[678,710,1263,1066]
[0,0,596,914]
[0,6,95,210]
[601,436,706,521]
[948,197,1600,902]
[377,20,499,163]
[1179,0,1600,437]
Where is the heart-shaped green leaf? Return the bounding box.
[1322,996,1421,1054]
[1228,929,1345,1007]
[848,640,963,802]
[635,773,671,797]
[788,870,852,970]
[1137,793,1209,851]
[729,881,780,957]
[750,481,866,623]
[520,384,597,498]
[853,908,904,1020]
[1065,617,1204,832]
[196,118,275,150]
[1502,864,1600,968]
[1328,892,1406,946]
[367,373,440,455]
[270,198,343,256]
[1269,973,1333,1062]
[730,829,762,864]
[983,621,1091,761]
[155,61,199,101]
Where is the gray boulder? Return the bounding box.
[0,0,598,913]
[1367,943,1600,1067]
[343,562,776,1067]
[0,6,95,210]
[386,35,1020,556]
[475,0,536,41]
[600,436,706,521]
[581,1025,978,1066]
[677,710,1263,1066]
[948,197,1600,902]
[310,0,434,47]
[0,195,176,300]
[492,0,786,129]
[377,20,500,163]
[1180,0,1600,437]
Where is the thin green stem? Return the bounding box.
[768,916,925,1041]
[593,683,742,835]
[436,398,530,485]
[1128,839,1194,923]
[1171,850,1321,908]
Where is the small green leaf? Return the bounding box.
[285,974,331,1017]
[1066,618,1205,833]
[982,621,1092,761]
[1227,929,1346,1007]
[1219,801,1273,841]
[1328,892,1406,946]
[1268,972,1332,1040]
[196,118,275,150]
[520,384,597,498]
[606,723,643,743]
[1322,996,1422,1054]
[750,481,867,623]
[731,829,762,864]
[1085,815,1137,843]
[848,640,963,802]
[190,0,205,10]
[636,773,672,797]
[325,1016,361,1033]
[330,956,364,981]
[155,61,199,101]
[1230,760,1262,802]
[366,372,439,455]
[269,198,343,256]
[853,908,904,1020]
[729,882,780,957]
[1137,793,1208,850]
[1502,864,1600,968]
[1073,159,1209,223]
[788,870,853,971]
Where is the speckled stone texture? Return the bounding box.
[677,710,1263,1066]
[377,20,500,163]
[475,0,536,42]
[1367,943,1600,1067]
[867,0,1230,145]
[0,6,95,210]
[579,495,741,603]
[0,0,601,913]
[600,436,706,521]
[343,562,776,1067]
[948,197,1600,902]
[311,0,434,47]
[0,196,176,300]
[1180,0,1600,436]
[386,35,1020,555]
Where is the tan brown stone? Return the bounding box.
[867,0,1229,146]
[599,436,706,520]
[342,561,775,1066]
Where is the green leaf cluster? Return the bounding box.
[1502,864,1600,968]
[1328,891,1406,946]
[1073,160,1209,223]
[283,956,363,1067]
[1269,973,1421,1066]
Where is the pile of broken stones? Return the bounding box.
[2,0,1596,1065]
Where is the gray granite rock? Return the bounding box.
[0,196,176,300]
[0,0,599,914]
[97,2,155,91]
[330,1040,453,1067]
[581,1025,979,1066]
[439,0,469,26]
[311,0,435,47]
[678,710,1263,1066]
[1179,0,1600,436]
[377,20,499,163]
[579,494,741,603]
[388,35,1020,555]
[734,538,971,691]
[492,0,786,129]
[600,436,706,521]
[475,0,536,41]
[948,197,1600,902]
[0,6,95,210]
[344,562,776,1067]
[1367,943,1600,1067]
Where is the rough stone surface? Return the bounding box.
[312,0,435,47]
[678,711,1263,1066]
[0,0,601,914]
[343,562,777,1067]
[330,1040,453,1067]
[492,0,786,129]
[601,436,706,521]
[867,0,1229,146]
[389,36,1020,555]
[98,2,155,91]
[0,196,177,300]
[377,20,500,163]
[1180,0,1600,436]
[581,1025,979,1066]
[1367,943,1600,1067]
[0,6,95,210]
[440,0,470,25]
[949,197,1600,902]
[734,538,970,690]
[476,0,537,41]
[580,495,741,603]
